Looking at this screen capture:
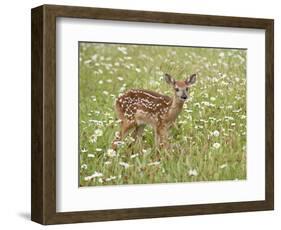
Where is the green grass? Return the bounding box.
[79,43,247,186]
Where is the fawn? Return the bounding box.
[112,73,196,149]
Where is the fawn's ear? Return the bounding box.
[164,73,175,85]
[186,74,197,85]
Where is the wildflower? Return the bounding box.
[119,84,126,92]
[135,68,141,73]
[106,149,117,157]
[84,171,103,181]
[81,164,87,169]
[224,116,234,120]
[119,162,130,169]
[240,115,246,119]
[81,148,88,153]
[91,54,97,61]
[188,169,198,176]
[212,130,220,137]
[219,164,228,169]
[105,176,117,182]
[130,153,139,159]
[178,120,187,124]
[219,52,225,58]
[128,137,135,142]
[233,108,242,113]
[117,76,124,81]
[113,141,125,147]
[96,148,103,152]
[213,143,221,149]
[117,46,127,54]
[88,153,95,158]
[142,149,150,154]
[84,60,91,65]
[94,129,103,137]
[89,135,97,143]
[201,101,210,106]
[88,119,103,126]
[148,161,161,166]
[149,79,160,86]
[105,64,113,70]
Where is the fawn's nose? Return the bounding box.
[181,95,187,100]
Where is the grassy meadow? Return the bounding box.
[79,42,247,186]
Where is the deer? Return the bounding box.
[112,73,196,150]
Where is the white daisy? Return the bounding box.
[188,169,198,176]
[119,162,130,169]
[94,129,103,137]
[219,164,228,169]
[106,149,117,158]
[213,143,221,149]
[87,153,95,158]
[148,161,161,166]
[84,171,103,181]
[212,130,220,137]
[81,164,87,170]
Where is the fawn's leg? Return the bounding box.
[129,125,145,148]
[112,120,136,150]
[131,125,145,141]
[154,126,160,148]
[156,125,169,149]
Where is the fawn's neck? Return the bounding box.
[167,96,184,122]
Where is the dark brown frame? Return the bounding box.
[31,4,274,225]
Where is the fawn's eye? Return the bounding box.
[186,87,189,91]
[175,88,179,92]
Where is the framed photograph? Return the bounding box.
[31,4,274,225]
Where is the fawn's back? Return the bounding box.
[116,89,172,126]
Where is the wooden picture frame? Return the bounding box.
[31,4,274,225]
